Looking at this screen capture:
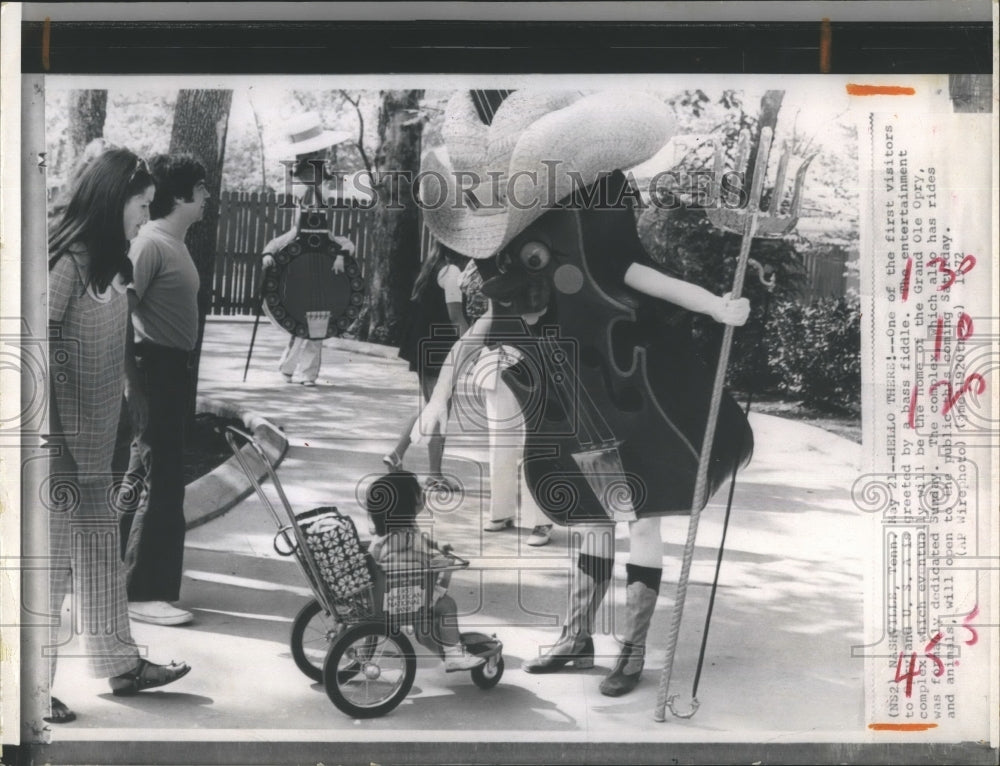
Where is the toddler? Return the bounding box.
[366,471,483,671]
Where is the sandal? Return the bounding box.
[382,452,403,471]
[43,697,76,724]
[109,659,191,697]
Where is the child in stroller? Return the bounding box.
[366,471,485,671]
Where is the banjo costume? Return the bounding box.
[262,112,355,385]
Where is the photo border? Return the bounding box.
[3,3,996,765]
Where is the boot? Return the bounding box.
[524,553,612,673]
[599,563,661,697]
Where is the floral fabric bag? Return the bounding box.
[277,506,376,615]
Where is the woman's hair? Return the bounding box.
[410,241,470,302]
[48,147,154,291]
[366,471,423,536]
[149,153,207,220]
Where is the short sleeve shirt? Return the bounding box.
[128,220,200,350]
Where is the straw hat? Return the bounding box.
[421,89,676,259]
[283,111,352,157]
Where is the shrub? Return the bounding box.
[765,294,861,412]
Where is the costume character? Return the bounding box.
[416,90,753,697]
[261,112,356,385]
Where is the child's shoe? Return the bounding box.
[442,643,485,672]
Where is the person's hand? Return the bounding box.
[332,254,345,275]
[411,399,448,445]
[262,254,276,271]
[331,234,356,256]
[711,293,751,326]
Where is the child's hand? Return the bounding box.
[711,293,750,326]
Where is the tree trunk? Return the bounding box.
[168,89,233,422]
[66,90,107,172]
[356,89,424,344]
[744,90,784,198]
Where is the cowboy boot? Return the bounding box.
[599,563,661,697]
[524,553,612,673]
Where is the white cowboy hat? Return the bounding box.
[420,89,676,259]
[283,111,352,157]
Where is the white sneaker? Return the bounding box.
[527,524,553,547]
[299,379,317,387]
[128,601,193,626]
[443,645,485,672]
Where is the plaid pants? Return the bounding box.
[48,463,139,681]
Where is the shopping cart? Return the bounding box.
[224,426,504,718]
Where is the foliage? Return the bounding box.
[635,88,859,413]
[638,206,860,413]
[637,203,806,386]
[756,294,862,413]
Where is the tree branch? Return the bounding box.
[339,89,374,179]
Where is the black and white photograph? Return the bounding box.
[2,4,996,766]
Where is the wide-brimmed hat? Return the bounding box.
[420,90,676,259]
[282,111,352,157]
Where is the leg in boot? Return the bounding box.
[524,551,612,673]
[600,563,661,696]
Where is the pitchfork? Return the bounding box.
[653,126,816,722]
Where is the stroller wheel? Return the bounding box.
[291,599,342,682]
[323,622,416,718]
[471,654,504,689]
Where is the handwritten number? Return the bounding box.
[934,313,974,361]
[895,651,918,698]
[930,374,987,416]
[928,254,976,292]
[908,385,919,429]
[923,632,945,677]
[956,312,974,340]
[902,257,913,302]
[962,605,979,646]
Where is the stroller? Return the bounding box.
[224,427,504,718]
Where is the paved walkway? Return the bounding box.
[51,317,865,743]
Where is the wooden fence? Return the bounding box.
[210,190,377,315]
[799,247,851,302]
[208,191,850,314]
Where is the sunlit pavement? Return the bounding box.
[51,317,865,742]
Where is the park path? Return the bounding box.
[51,317,866,743]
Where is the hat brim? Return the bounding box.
[289,129,353,157]
[422,91,676,259]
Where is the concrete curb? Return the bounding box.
[184,396,289,530]
[206,315,400,360]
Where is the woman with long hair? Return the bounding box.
[383,241,469,491]
[47,148,190,724]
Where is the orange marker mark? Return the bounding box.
[846,84,916,96]
[869,723,938,732]
[819,19,832,73]
[42,17,51,72]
